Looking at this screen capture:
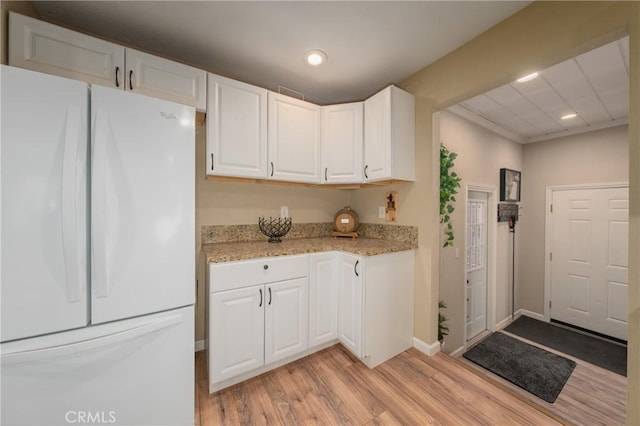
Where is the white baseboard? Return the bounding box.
[517,309,545,322]
[449,345,466,357]
[195,340,205,352]
[413,337,440,356]
[495,309,546,332]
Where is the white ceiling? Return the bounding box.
[450,37,630,143]
[34,1,530,105]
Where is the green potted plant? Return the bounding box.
[440,144,462,248]
[438,300,449,349]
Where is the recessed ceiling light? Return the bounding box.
[516,72,539,83]
[305,50,327,66]
[561,113,578,120]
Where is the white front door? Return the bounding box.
[550,186,629,340]
[466,191,488,340]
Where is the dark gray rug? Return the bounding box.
[463,332,576,403]
[505,316,627,376]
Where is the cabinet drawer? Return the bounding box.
[209,254,309,292]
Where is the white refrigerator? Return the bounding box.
[1,65,195,425]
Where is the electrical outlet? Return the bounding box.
[280,206,288,218]
[378,206,385,219]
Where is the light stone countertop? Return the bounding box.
[203,237,417,263]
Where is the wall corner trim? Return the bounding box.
[413,337,440,356]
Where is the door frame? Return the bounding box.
[544,182,629,322]
[464,184,498,343]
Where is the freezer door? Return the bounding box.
[91,86,195,324]
[1,306,194,426]
[1,66,89,342]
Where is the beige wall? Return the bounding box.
[399,2,639,421]
[519,124,629,315]
[438,110,523,353]
[194,123,351,341]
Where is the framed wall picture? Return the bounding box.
[500,168,521,202]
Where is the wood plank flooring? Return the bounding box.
[195,344,567,425]
[458,330,627,426]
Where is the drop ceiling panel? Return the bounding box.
[542,60,610,124]
[576,41,629,120]
[450,36,629,143]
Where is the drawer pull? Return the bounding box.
[263,264,269,270]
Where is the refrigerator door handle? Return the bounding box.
[1,314,182,366]
[61,106,84,303]
[92,110,110,298]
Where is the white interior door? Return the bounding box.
[466,191,488,340]
[550,186,629,340]
[91,86,195,324]
[1,66,88,342]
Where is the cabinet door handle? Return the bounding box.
[129,70,134,90]
[115,66,120,87]
[325,167,328,181]
[259,288,263,307]
[364,165,369,179]
[211,153,214,171]
[268,287,272,305]
[270,162,274,177]
[354,260,360,277]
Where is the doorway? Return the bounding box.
[465,187,496,342]
[545,184,629,341]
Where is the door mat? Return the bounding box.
[504,315,626,376]
[463,332,576,403]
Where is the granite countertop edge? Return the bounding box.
[203,237,418,263]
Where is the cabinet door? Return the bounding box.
[268,93,322,183]
[309,253,339,347]
[125,48,206,111]
[209,286,264,383]
[9,12,124,89]
[322,103,364,184]
[338,254,364,358]
[265,278,309,364]
[207,74,268,178]
[363,87,392,182]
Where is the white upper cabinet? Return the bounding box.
[363,85,415,182]
[206,73,268,177]
[9,12,124,89]
[125,49,206,111]
[9,13,206,111]
[268,93,322,183]
[322,103,364,184]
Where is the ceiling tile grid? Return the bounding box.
[456,37,629,143]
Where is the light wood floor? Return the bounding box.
[195,344,568,425]
[458,330,627,426]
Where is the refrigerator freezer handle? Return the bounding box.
[61,106,84,303]
[1,313,182,366]
[92,110,110,298]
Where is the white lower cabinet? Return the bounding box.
[209,285,265,383]
[337,253,364,357]
[207,255,309,391]
[338,250,415,368]
[309,253,339,348]
[265,278,309,364]
[208,249,414,392]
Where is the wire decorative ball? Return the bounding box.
[258,217,292,243]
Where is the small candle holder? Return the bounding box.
[258,217,292,243]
